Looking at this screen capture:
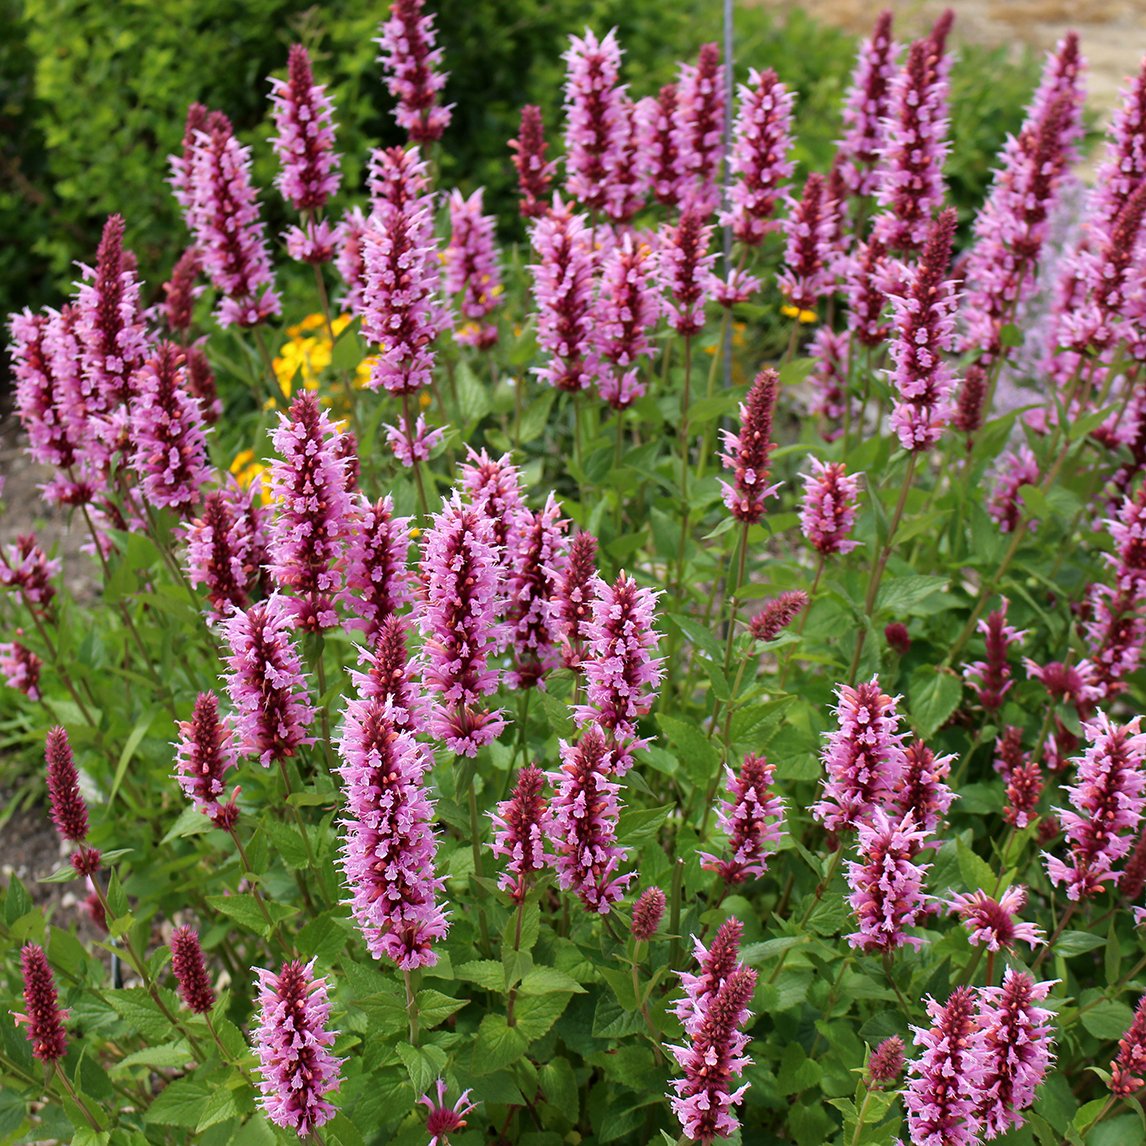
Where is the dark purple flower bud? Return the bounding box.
[45,726,90,845]
[170,925,216,1014]
[749,591,808,643]
[866,1035,905,1086]
[884,622,911,655]
[15,944,68,1062]
[489,763,552,903]
[161,247,202,334]
[631,887,667,940]
[510,104,556,219]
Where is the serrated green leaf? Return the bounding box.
[875,575,949,616]
[656,713,720,787]
[146,1076,212,1127]
[617,804,671,846]
[472,1014,528,1074]
[396,1043,448,1095]
[909,666,963,739]
[519,967,587,996]
[514,991,572,1040]
[955,840,996,894]
[455,960,505,991]
[111,1042,192,1074]
[205,893,296,935]
[1055,931,1106,958]
[1080,1000,1135,1040]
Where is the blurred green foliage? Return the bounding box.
[2,0,1039,329]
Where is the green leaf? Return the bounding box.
[518,387,556,444]
[109,714,155,807]
[456,361,491,423]
[909,666,963,739]
[108,988,172,1041]
[656,713,720,787]
[777,1043,823,1095]
[514,991,572,1040]
[519,968,587,996]
[1055,931,1106,958]
[539,1058,579,1119]
[146,1076,212,1127]
[415,989,469,1028]
[260,818,312,870]
[472,1014,528,1074]
[956,840,996,894]
[397,1043,448,1095]
[666,612,724,662]
[455,960,505,991]
[111,1042,192,1074]
[1017,482,1050,522]
[1080,1000,1135,1040]
[205,893,296,936]
[196,1085,243,1132]
[297,912,351,965]
[875,575,949,616]
[40,864,81,883]
[617,805,671,846]
[537,688,574,738]
[4,877,32,925]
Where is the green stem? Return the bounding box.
[403,969,420,1046]
[468,784,492,953]
[55,1061,102,1131]
[674,336,694,598]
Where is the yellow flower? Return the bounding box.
[780,304,818,325]
[286,312,327,339]
[419,390,432,409]
[229,449,269,498]
[331,314,353,338]
[354,356,377,390]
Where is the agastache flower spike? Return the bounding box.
[866,1036,905,1086]
[977,971,1057,1136]
[444,188,502,347]
[846,808,934,951]
[15,944,68,1062]
[130,342,211,512]
[594,233,660,410]
[251,960,343,1136]
[724,68,795,245]
[838,10,899,197]
[417,492,507,756]
[223,594,316,766]
[947,885,1044,952]
[384,412,442,467]
[1113,994,1146,1096]
[812,677,907,837]
[174,692,240,829]
[185,118,280,328]
[720,367,780,524]
[904,987,988,1146]
[336,693,447,967]
[700,754,786,884]
[0,535,60,615]
[509,104,556,219]
[267,391,354,631]
[631,887,667,940]
[964,598,1027,711]
[351,615,428,734]
[669,956,756,1144]
[674,918,744,1031]
[460,448,526,556]
[573,571,665,773]
[489,763,552,902]
[529,196,599,392]
[506,494,569,689]
[673,42,725,213]
[340,495,413,639]
[170,102,209,208]
[184,480,266,620]
[779,173,837,312]
[800,458,859,556]
[269,44,341,215]
[1044,713,1146,900]
[637,84,684,207]
[887,207,959,452]
[548,728,633,912]
[1001,732,1043,830]
[421,1079,477,1146]
[161,247,202,334]
[170,926,216,1014]
[988,446,1040,533]
[0,641,41,701]
[749,591,807,643]
[45,726,100,875]
[562,28,628,213]
[334,207,369,315]
[659,205,717,338]
[873,35,952,252]
[556,531,599,670]
[843,236,891,347]
[894,739,956,836]
[377,0,452,143]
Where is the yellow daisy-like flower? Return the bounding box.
[229,448,269,495]
[286,312,328,339]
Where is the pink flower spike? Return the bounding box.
[384,412,442,467]
[963,597,1027,711]
[489,763,552,902]
[845,808,934,952]
[174,692,240,829]
[593,233,660,411]
[631,887,667,940]
[799,458,860,556]
[510,104,556,219]
[637,84,684,207]
[1113,994,1146,1096]
[340,495,414,639]
[0,641,41,702]
[556,531,599,670]
[161,247,202,333]
[223,594,316,766]
[547,727,633,913]
[947,885,1044,952]
[673,42,725,214]
[779,172,837,313]
[700,754,786,884]
[866,1035,905,1086]
[16,944,68,1062]
[377,0,452,143]
[170,926,216,1014]
[749,591,807,643]
[894,739,956,837]
[445,187,502,338]
[421,1079,477,1146]
[45,726,90,846]
[269,44,341,217]
[251,960,342,1135]
[184,479,268,620]
[988,446,1041,533]
[839,10,899,197]
[334,207,369,314]
[719,368,780,524]
[659,206,717,338]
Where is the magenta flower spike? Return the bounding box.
[161,247,202,334]
[1044,713,1146,901]
[509,104,556,220]
[1113,994,1146,1096]
[573,570,665,773]
[779,173,837,313]
[709,267,763,308]
[555,531,599,671]
[459,447,526,557]
[444,187,502,348]
[904,987,988,1146]
[842,236,891,348]
[660,205,717,339]
[529,195,599,393]
[720,367,780,525]
[963,597,1027,712]
[866,1035,905,1086]
[0,534,61,615]
[1000,731,1043,829]
[185,480,267,620]
[251,959,342,1136]
[267,391,354,632]
[15,944,68,1063]
[170,926,216,1014]
[987,446,1040,534]
[977,971,1057,1136]
[724,68,795,245]
[845,808,934,952]
[673,918,745,1031]
[340,494,413,640]
[350,615,429,735]
[562,27,628,214]
[631,887,667,940]
[700,754,786,884]
[894,739,956,837]
[673,42,725,214]
[0,641,42,701]
[269,44,341,212]
[799,458,860,556]
[548,727,633,913]
[333,207,369,315]
[749,591,808,643]
[336,692,448,967]
[421,1079,477,1146]
[185,118,280,328]
[669,954,756,1145]
[174,692,240,829]
[130,342,210,512]
[593,232,661,410]
[873,34,952,253]
[489,763,552,903]
[223,594,316,766]
[838,10,899,197]
[384,412,443,467]
[506,494,569,689]
[377,0,452,143]
[44,726,100,876]
[887,208,959,452]
[812,677,907,837]
[947,885,1044,952]
[637,84,684,207]
[417,492,507,756]
[170,103,209,209]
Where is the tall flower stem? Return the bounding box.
[403,969,420,1046]
[696,310,731,483]
[467,779,492,954]
[848,452,918,684]
[401,391,430,518]
[54,1061,102,1131]
[674,336,695,599]
[630,939,665,1063]
[276,759,318,911]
